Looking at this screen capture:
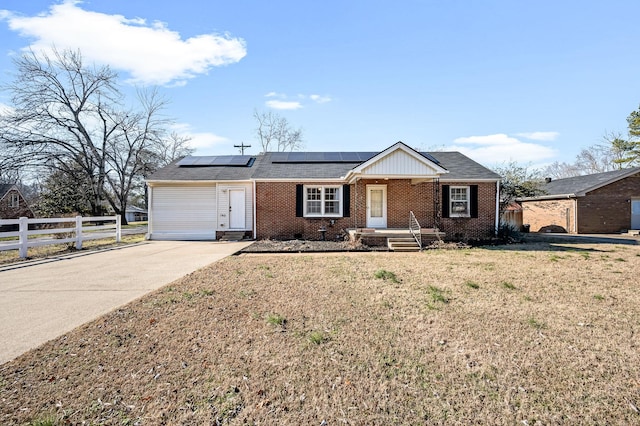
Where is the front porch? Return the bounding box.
[347,227,445,251]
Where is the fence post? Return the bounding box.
[75,216,83,250]
[18,216,28,258]
[115,215,121,243]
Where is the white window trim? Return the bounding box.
[449,186,470,218]
[9,193,20,208]
[303,185,342,217]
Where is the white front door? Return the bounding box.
[632,199,640,230]
[366,185,387,228]
[229,189,246,229]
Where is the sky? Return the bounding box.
[1,0,640,169]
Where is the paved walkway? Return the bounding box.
[0,240,251,364]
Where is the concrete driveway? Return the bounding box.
[0,240,252,364]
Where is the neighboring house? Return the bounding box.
[125,206,148,223]
[519,167,640,233]
[0,183,35,220]
[146,142,501,243]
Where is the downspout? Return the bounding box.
[495,180,500,235]
[573,198,578,234]
[253,180,257,239]
[147,184,153,240]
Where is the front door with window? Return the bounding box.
[366,185,387,228]
[632,199,640,230]
[229,189,246,229]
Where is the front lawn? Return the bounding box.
[1,241,639,424]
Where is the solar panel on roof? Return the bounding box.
[419,152,441,165]
[269,153,289,162]
[177,155,254,167]
[338,152,360,162]
[287,152,307,161]
[322,152,341,161]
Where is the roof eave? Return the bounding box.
[518,193,577,201]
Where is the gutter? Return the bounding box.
[518,193,577,202]
[253,180,257,240]
[495,180,500,235]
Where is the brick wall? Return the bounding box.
[255,182,355,240]
[521,199,575,233]
[438,181,497,240]
[521,173,640,234]
[255,179,497,241]
[577,174,640,233]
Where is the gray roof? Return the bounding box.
[541,167,640,197]
[0,183,16,198]
[147,149,501,182]
[148,155,265,181]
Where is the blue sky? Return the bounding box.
[1,0,640,168]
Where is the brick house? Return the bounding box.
[146,142,501,245]
[0,184,35,220]
[519,167,640,233]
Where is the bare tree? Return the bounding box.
[1,48,121,215]
[103,88,170,221]
[0,48,178,223]
[541,161,581,179]
[253,109,304,152]
[151,132,194,167]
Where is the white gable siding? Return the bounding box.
[361,150,439,176]
[217,182,254,231]
[150,185,217,240]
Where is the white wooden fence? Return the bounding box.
[0,216,121,258]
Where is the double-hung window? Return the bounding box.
[304,186,341,217]
[9,193,20,208]
[449,186,470,217]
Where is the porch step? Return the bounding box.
[219,231,246,241]
[387,237,421,252]
[627,230,640,236]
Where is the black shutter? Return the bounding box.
[296,184,304,217]
[342,184,350,217]
[470,185,479,218]
[442,185,450,218]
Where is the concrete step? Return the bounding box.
[387,237,421,252]
[219,231,246,241]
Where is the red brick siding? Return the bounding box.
[255,180,497,241]
[521,199,575,233]
[521,173,640,234]
[255,182,355,240]
[0,189,34,220]
[439,181,497,240]
[576,174,640,233]
[351,179,438,229]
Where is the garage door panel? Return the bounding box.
[152,186,217,237]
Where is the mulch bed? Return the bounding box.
[239,239,469,253]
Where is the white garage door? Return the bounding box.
[151,186,217,240]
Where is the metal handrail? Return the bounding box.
[409,211,422,249]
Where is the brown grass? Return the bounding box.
[1,241,639,425]
[0,234,146,265]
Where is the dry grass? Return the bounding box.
[0,234,146,265]
[1,241,640,425]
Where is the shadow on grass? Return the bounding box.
[483,233,638,253]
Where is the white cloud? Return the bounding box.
[515,131,560,141]
[0,0,246,86]
[449,133,557,165]
[265,100,303,110]
[310,94,332,104]
[263,92,330,109]
[171,123,228,151]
